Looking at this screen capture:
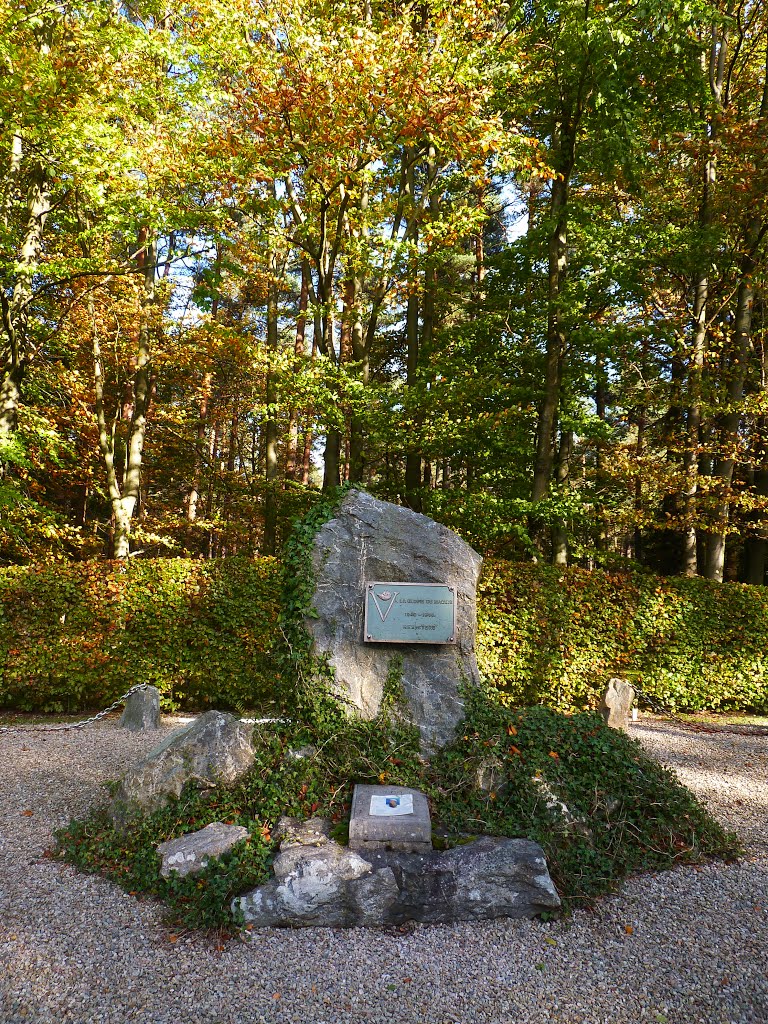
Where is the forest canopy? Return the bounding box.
[1,0,767,582]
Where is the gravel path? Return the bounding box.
[1,716,766,1024]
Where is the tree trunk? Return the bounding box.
[93,230,155,559]
[0,157,51,462]
[704,40,767,581]
[286,260,309,481]
[404,284,422,509]
[187,373,212,524]
[745,424,768,584]
[532,131,572,504]
[263,256,279,555]
[552,430,573,565]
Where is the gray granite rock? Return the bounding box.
[599,678,636,731]
[233,833,560,928]
[157,822,249,878]
[309,489,483,753]
[118,686,160,732]
[109,711,254,824]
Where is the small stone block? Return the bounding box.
[348,784,432,853]
[157,821,249,878]
[118,686,160,731]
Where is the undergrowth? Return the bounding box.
[54,692,740,932]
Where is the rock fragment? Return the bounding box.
[157,822,249,878]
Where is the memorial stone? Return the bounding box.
[308,489,482,753]
[348,784,432,853]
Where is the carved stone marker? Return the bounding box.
[118,685,160,732]
[348,784,432,853]
[599,678,636,731]
[308,489,482,753]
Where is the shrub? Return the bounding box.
[0,557,282,713]
[2,556,767,715]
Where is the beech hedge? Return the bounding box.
[1,558,766,714]
[0,558,282,713]
[477,562,768,713]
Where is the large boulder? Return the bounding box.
[233,820,560,928]
[309,489,482,753]
[109,711,254,824]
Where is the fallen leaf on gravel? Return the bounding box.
[272,993,280,1000]
[168,934,178,943]
[544,937,557,946]
[21,810,33,816]
[624,925,634,934]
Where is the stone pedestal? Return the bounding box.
[348,784,432,853]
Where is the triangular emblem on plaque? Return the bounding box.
[371,589,399,623]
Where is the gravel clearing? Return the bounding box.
[1,715,766,1024]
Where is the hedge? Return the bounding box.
[0,558,282,713]
[477,562,768,713]
[1,557,766,714]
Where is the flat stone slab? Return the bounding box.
[348,784,431,853]
[157,822,249,878]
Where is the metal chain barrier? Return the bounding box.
[631,682,766,735]
[630,682,692,727]
[0,684,150,734]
